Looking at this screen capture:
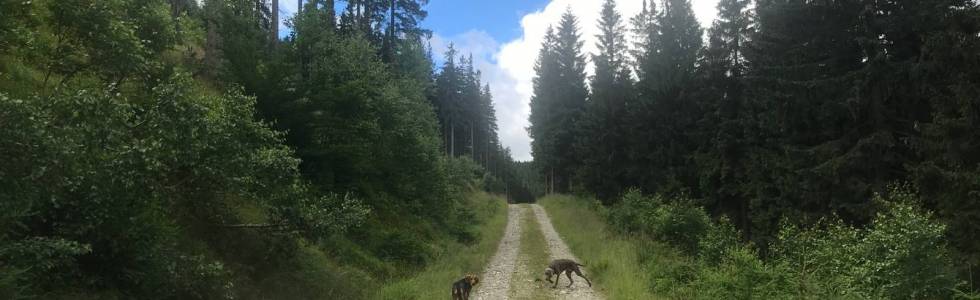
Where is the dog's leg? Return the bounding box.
[574,269,592,287]
[553,272,560,288]
[566,271,574,287]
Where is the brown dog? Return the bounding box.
[544,259,591,288]
[451,274,479,300]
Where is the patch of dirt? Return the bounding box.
[531,204,604,300]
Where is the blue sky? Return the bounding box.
[422,0,551,43]
[278,0,720,161]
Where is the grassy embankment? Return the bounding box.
[538,195,665,300]
[375,193,508,299]
[510,204,555,299]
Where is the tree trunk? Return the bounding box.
[325,0,335,25]
[204,16,221,78]
[470,123,475,161]
[271,0,279,43]
[384,0,396,62]
[550,167,555,194]
[451,121,456,157]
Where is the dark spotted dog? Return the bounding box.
[451,274,479,300]
[544,259,592,288]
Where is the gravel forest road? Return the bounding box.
[471,204,603,300]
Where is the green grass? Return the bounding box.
[539,195,666,300]
[374,192,509,299]
[511,204,555,299]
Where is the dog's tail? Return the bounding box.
[577,263,586,267]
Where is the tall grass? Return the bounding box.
[538,195,664,300]
[374,192,508,299]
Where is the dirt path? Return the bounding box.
[472,204,603,300]
[472,205,524,300]
[532,204,604,300]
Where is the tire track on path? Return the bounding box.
[532,204,604,300]
[472,204,524,300]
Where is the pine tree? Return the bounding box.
[529,27,560,193]
[577,0,634,202]
[338,0,429,63]
[741,0,865,240]
[694,0,753,235]
[891,0,980,278]
[528,8,589,193]
[434,44,462,156]
[629,0,657,80]
[630,0,703,195]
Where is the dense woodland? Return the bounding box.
[0,0,537,298]
[4,0,980,298]
[528,0,980,294]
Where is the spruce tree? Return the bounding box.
[694,0,753,234]
[630,0,703,195]
[577,0,634,202]
[742,0,865,240]
[434,44,462,156]
[529,9,589,193]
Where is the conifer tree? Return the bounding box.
[630,0,702,194]
[741,0,865,239]
[577,0,634,201]
[695,0,753,235]
[529,8,588,193]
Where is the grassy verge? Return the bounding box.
[374,192,508,299]
[538,195,665,300]
[511,204,555,299]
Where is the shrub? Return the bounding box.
[690,246,788,300]
[698,217,742,266]
[772,186,958,299]
[607,189,711,253]
[446,157,485,196]
[650,200,711,253]
[606,188,661,234]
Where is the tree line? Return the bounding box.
[528,0,980,284]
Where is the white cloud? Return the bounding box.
[434,0,718,161]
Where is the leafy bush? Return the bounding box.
[606,188,660,234]
[599,186,961,299]
[690,247,789,300]
[698,217,741,266]
[772,186,958,299]
[652,200,711,253]
[0,78,371,297]
[0,237,92,294]
[446,157,486,196]
[171,255,235,300]
[607,189,710,252]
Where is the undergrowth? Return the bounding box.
[375,192,508,299]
